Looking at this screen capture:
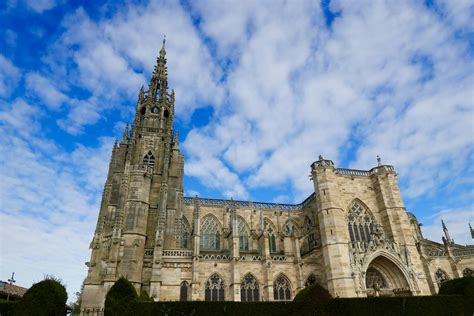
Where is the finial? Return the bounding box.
[160,35,167,57]
[318,155,324,161]
[173,130,179,145]
[441,219,446,230]
[377,155,381,166]
[113,137,118,148]
[122,123,129,142]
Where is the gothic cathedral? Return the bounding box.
[81,42,474,313]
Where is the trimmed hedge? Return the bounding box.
[439,276,474,298]
[15,278,68,316]
[107,295,471,316]
[104,277,138,316]
[0,301,18,316]
[321,296,469,316]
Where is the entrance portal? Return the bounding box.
[365,256,411,297]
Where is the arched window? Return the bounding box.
[143,151,155,168]
[305,274,317,287]
[347,201,375,242]
[304,216,317,249]
[463,268,473,278]
[205,273,225,301]
[435,269,449,288]
[201,215,221,251]
[241,274,259,302]
[180,281,189,301]
[238,217,250,251]
[264,220,277,253]
[366,267,386,289]
[178,217,190,249]
[273,275,291,301]
[283,220,297,237]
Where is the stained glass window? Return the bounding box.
[179,218,190,249]
[264,220,277,253]
[304,216,317,249]
[205,274,225,301]
[238,217,249,251]
[241,274,259,302]
[273,275,291,301]
[180,281,189,301]
[347,201,375,242]
[201,216,221,250]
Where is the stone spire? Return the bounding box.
[469,223,474,239]
[148,38,168,104]
[121,123,129,143]
[441,219,453,245]
[173,130,179,145]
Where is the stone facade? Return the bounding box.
[80,43,474,314]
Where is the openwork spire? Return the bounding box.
[148,38,168,103]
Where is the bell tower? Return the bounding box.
[81,39,185,311]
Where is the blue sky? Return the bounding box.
[0,0,473,302]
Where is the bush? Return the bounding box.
[139,290,153,302]
[439,276,474,298]
[293,283,332,304]
[0,301,18,316]
[15,277,68,316]
[439,276,474,315]
[104,277,138,316]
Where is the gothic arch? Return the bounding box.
[237,216,250,251]
[143,150,155,168]
[263,217,277,231]
[346,198,375,219]
[200,214,222,251]
[241,273,260,302]
[283,219,300,237]
[347,199,377,242]
[202,213,223,227]
[180,281,189,301]
[434,268,449,288]
[362,252,413,296]
[263,218,277,253]
[178,216,191,249]
[204,273,225,301]
[463,267,473,277]
[273,273,292,301]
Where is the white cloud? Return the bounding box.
[25,0,62,13]
[0,54,20,98]
[40,3,224,134]
[0,99,113,300]
[26,72,68,110]
[182,0,474,208]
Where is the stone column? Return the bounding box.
[191,198,201,301]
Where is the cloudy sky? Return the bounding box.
[0,0,473,302]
